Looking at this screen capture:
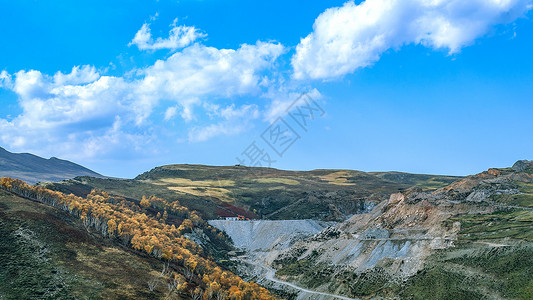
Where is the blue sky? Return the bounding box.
[1,0,532,178]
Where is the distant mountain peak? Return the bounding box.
[0,146,103,184]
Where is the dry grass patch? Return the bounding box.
[158,178,235,187]
[167,186,235,202]
[253,177,300,185]
[319,171,356,186]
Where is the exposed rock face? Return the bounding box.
[212,191,461,297]
[273,191,459,278]
[512,160,533,172]
[209,219,334,297]
[436,161,533,203]
[208,220,326,251]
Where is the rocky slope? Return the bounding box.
[208,219,326,251]
[212,160,533,299]
[0,146,103,184]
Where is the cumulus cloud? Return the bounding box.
[11,68,128,129]
[53,65,100,85]
[132,41,285,124]
[0,65,136,159]
[137,41,284,98]
[292,0,533,80]
[129,19,206,51]
[0,23,286,160]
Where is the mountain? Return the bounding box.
[0,146,103,184]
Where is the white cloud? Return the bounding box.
[0,65,139,160]
[0,70,12,89]
[188,104,260,142]
[132,41,285,124]
[137,41,284,98]
[263,88,322,122]
[180,98,201,122]
[53,65,100,85]
[292,0,533,80]
[149,12,159,22]
[129,19,206,51]
[164,106,178,121]
[12,69,128,129]
[0,24,286,160]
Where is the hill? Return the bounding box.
[42,164,462,222]
[0,188,170,299]
[0,146,103,184]
[0,178,274,299]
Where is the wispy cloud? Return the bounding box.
[188,104,260,142]
[164,106,178,121]
[129,19,206,51]
[0,70,12,89]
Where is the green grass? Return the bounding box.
[0,217,77,299]
[276,259,397,297]
[403,206,533,299]
[370,172,462,190]
[252,177,300,185]
[43,165,465,222]
[490,182,533,208]
[449,209,533,241]
[272,205,533,299]
[274,249,394,297]
[402,242,533,300]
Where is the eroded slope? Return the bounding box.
[213,160,533,299]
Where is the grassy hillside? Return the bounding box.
[370,171,462,190]
[42,164,461,221]
[0,178,275,299]
[0,189,168,299]
[402,235,533,299]
[2,162,530,299]
[269,211,533,299]
[400,169,533,299]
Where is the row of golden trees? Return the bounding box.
[0,177,274,299]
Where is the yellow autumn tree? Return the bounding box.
[140,196,150,208]
[107,219,117,236]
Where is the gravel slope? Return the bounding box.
[209,219,325,251]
